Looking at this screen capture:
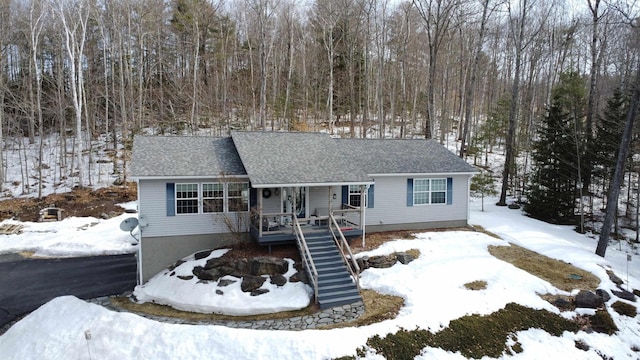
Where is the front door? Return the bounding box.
[282,187,308,219]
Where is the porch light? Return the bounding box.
[332,193,337,200]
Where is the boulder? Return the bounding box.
[216,290,224,295]
[250,289,270,296]
[194,250,213,260]
[607,271,624,286]
[552,298,572,310]
[289,270,310,284]
[612,289,636,302]
[596,289,611,302]
[575,290,604,309]
[356,257,370,271]
[241,275,266,292]
[177,275,194,281]
[368,255,396,268]
[396,252,416,265]
[250,257,288,276]
[270,274,287,287]
[167,259,185,271]
[192,266,221,281]
[217,279,236,287]
[204,257,230,270]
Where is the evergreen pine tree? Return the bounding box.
[592,88,627,187]
[525,98,579,223]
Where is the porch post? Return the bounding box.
[258,187,263,236]
[361,185,366,247]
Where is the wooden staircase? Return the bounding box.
[302,232,362,309]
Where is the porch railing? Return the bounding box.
[293,216,319,302]
[250,208,294,236]
[328,213,361,291]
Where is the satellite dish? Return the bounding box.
[120,217,139,232]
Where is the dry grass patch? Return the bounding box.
[111,289,404,329]
[320,290,404,329]
[488,244,599,292]
[111,296,319,322]
[464,280,488,291]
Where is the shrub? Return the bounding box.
[611,301,637,317]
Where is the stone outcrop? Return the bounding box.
[356,251,417,271]
[575,290,604,309]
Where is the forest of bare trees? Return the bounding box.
[0,0,638,227]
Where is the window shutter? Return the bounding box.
[367,184,375,208]
[341,185,348,206]
[406,178,413,207]
[447,177,453,205]
[249,187,257,208]
[166,183,175,216]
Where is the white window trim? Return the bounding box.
[175,183,200,215]
[227,182,250,212]
[202,182,224,213]
[413,178,447,206]
[175,181,250,215]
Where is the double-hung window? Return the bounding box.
[176,183,199,214]
[348,185,363,207]
[202,183,224,213]
[228,183,249,212]
[413,178,446,205]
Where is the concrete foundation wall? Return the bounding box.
[365,219,469,233]
[140,233,249,283]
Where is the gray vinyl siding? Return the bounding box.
[138,179,249,238]
[365,175,470,227]
[260,189,281,213]
[309,186,342,215]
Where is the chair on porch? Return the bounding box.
[262,217,280,231]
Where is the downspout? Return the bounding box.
[258,187,263,236]
[136,179,143,285]
[467,176,472,225]
[361,185,366,247]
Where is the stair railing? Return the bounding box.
[328,213,361,291]
[293,216,319,302]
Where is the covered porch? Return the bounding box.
[249,184,370,247]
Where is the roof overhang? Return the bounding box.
[367,172,479,177]
[251,181,374,188]
[133,175,250,181]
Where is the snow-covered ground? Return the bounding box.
[0,201,138,257]
[0,196,639,359]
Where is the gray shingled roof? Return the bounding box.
[230,131,371,187]
[130,136,246,177]
[335,138,477,174]
[131,132,477,184]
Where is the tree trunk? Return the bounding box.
[596,67,640,257]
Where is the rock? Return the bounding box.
[289,270,310,284]
[270,274,287,287]
[177,275,194,281]
[368,255,396,268]
[612,289,636,302]
[192,266,221,281]
[167,259,185,271]
[508,203,521,209]
[216,290,224,295]
[596,289,611,302]
[396,252,416,265]
[241,275,266,292]
[552,298,572,310]
[250,289,270,296]
[250,257,288,276]
[194,250,213,260]
[608,271,624,286]
[234,259,250,275]
[217,279,236,287]
[205,257,230,270]
[575,290,604,309]
[356,257,369,271]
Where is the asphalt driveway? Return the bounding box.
[0,253,137,328]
